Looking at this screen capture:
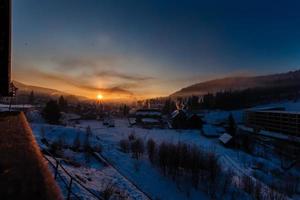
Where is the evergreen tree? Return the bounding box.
[84,126,92,151]
[76,103,82,112]
[28,91,35,104]
[227,113,236,136]
[187,96,200,111]
[58,96,68,111]
[162,99,177,115]
[72,132,81,151]
[42,100,61,124]
[122,104,130,116]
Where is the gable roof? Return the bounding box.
[171,110,186,119]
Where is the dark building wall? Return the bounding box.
[0,0,11,96]
[187,115,203,129]
[171,112,188,129]
[245,111,300,137]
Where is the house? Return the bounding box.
[133,109,163,128]
[186,113,204,129]
[244,108,300,137]
[141,118,162,128]
[171,110,187,129]
[135,109,162,121]
[171,110,203,129]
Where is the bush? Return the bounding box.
[147,139,156,163]
[119,139,130,153]
[42,100,61,124]
[101,182,127,200]
[128,133,135,141]
[131,138,144,159]
[93,144,102,153]
[241,175,255,194]
[84,126,92,152]
[148,141,230,197]
[49,137,65,157]
[102,183,115,200]
[71,132,81,151]
[40,127,46,139]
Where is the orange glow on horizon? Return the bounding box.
[97,94,104,100]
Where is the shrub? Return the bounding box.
[40,127,46,139]
[101,182,127,200]
[241,175,255,194]
[119,139,130,153]
[84,127,92,152]
[93,144,102,153]
[128,132,135,141]
[254,181,262,200]
[147,139,156,163]
[42,100,61,124]
[131,138,144,159]
[71,132,81,151]
[148,141,231,197]
[49,137,64,157]
[158,142,169,175]
[102,183,115,200]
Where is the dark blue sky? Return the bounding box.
[13,0,300,99]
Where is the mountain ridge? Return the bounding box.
[13,81,89,102]
[170,70,300,98]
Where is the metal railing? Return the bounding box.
[42,149,104,200]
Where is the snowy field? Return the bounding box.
[27,100,300,199]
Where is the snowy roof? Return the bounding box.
[239,125,300,143]
[128,118,136,124]
[136,109,162,116]
[171,110,181,118]
[245,101,300,114]
[171,109,188,118]
[245,106,285,112]
[255,110,300,115]
[141,118,160,123]
[219,133,232,144]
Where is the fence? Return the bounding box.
[42,149,104,200]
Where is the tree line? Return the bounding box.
[119,135,290,199]
[173,85,300,111]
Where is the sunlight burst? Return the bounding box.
[97,94,104,100]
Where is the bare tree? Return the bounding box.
[72,132,81,151]
[119,139,130,153]
[131,138,144,159]
[147,139,156,163]
[84,126,92,152]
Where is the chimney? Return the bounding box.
[0,0,11,96]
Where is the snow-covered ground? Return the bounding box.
[31,122,150,200]
[77,119,299,200]
[0,103,34,112]
[27,100,300,199]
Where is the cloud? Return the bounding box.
[55,56,114,69]
[78,84,134,96]
[94,70,154,81]
[28,70,134,96]
[54,57,155,82]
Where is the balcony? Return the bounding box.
[0,111,62,200]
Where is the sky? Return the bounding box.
[12,0,300,100]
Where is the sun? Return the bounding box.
[97,94,104,100]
